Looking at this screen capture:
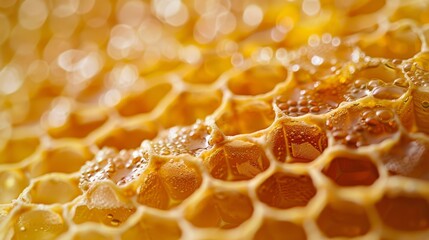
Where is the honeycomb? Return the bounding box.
[1,0,429,239]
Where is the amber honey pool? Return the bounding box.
[1,0,429,239]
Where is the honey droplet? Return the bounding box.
[111,219,121,226]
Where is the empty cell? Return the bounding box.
[376,194,429,231]
[122,213,182,240]
[254,218,307,240]
[215,99,274,136]
[116,83,172,117]
[30,144,92,176]
[160,90,222,128]
[227,64,287,95]
[359,25,422,59]
[316,200,370,237]
[0,170,29,204]
[29,178,81,204]
[13,209,67,240]
[185,189,254,229]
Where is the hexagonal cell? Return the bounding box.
[227,64,287,95]
[257,172,316,209]
[47,106,109,139]
[268,121,328,163]
[12,208,67,240]
[0,170,29,204]
[95,120,158,150]
[381,134,429,180]
[322,153,379,186]
[28,178,81,204]
[254,218,307,240]
[122,213,182,240]
[29,144,93,177]
[183,55,232,84]
[115,82,172,117]
[0,134,39,164]
[316,200,370,237]
[347,0,386,16]
[185,189,254,229]
[390,3,429,24]
[353,63,404,84]
[376,194,429,231]
[73,184,136,227]
[71,230,111,240]
[326,107,400,148]
[202,139,270,181]
[215,99,275,136]
[136,157,202,210]
[159,90,222,128]
[359,24,422,59]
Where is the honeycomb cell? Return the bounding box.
[28,178,81,204]
[95,121,158,150]
[254,218,307,240]
[376,194,429,231]
[183,55,232,84]
[353,64,404,85]
[0,170,29,204]
[322,153,379,186]
[326,107,399,148]
[268,121,328,163]
[13,209,67,240]
[185,189,254,229]
[359,24,422,59]
[47,106,108,139]
[121,213,182,240]
[159,90,222,128]
[29,144,92,176]
[71,231,111,240]
[257,172,316,209]
[115,83,172,117]
[227,64,287,95]
[73,184,136,227]
[381,135,429,180]
[203,139,270,181]
[215,99,274,136]
[136,157,202,209]
[0,134,39,164]
[316,200,370,237]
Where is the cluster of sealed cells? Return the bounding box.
[1,0,429,239]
